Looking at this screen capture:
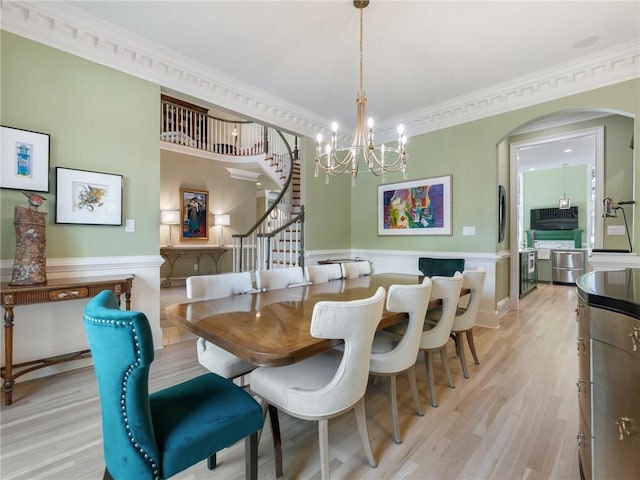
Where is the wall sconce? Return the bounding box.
[160,210,181,246]
[214,214,230,246]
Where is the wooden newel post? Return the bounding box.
[9,205,47,286]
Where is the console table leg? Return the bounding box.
[3,303,15,405]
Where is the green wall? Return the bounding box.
[523,164,588,228]
[301,137,352,250]
[339,80,639,255]
[1,32,160,259]
[3,31,639,271]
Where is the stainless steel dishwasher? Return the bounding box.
[552,250,585,285]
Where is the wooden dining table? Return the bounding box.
[165,272,465,477]
[164,272,461,367]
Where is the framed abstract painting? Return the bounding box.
[378,175,452,236]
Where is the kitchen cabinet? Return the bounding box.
[519,249,537,297]
[552,249,585,285]
[576,269,640,480]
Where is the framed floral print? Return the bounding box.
[55,167,123,225]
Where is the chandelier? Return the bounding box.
[314,0,407,184]
[559,163,570,209]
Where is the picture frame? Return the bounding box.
[180,188,209,240]
[55,167,123,225]
[378,175,452,236]
[1,126,51,192]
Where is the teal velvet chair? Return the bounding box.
[83,290,263,480]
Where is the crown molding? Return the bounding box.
[2,1,639,142]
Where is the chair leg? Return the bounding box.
[466,329,480,365]
[456,332,470,379]
[388,374,401,444]
[256,399,269,445]
[440,346,455,388]
[407,365,424,417]
[245,431,258,480]
[424,350,438,407]
[318,418,331,480]
[207,453,217,470]
[354,398,377,468]
[268,405,284,478]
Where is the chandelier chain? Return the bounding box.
[359,6,364,96]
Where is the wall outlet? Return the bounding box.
[463,226,476,236]
[124,219,135,232]
[607,225,626,236]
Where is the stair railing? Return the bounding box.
[233,130,303,273]
[258,206,305,270]
[161,98,266,155]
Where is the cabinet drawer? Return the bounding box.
[577,378,591,433]
[576,300,590,336]
[577,334,590,384]
[552,251,584,268]
[591,308,640,358]
[49,287,89,301]
[578,412,592,480]
[592,339,640,480]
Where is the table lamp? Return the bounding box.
[160,210,181,246]
[214,214,230,246]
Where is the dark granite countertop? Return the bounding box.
[577,269,640,320]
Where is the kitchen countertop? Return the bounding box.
[577,268,640,320]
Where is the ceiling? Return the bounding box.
[20,1,638,177]
[62,1,639,129]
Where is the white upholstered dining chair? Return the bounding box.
[419,273,464,406]
[186,272,257,381]
[387,273,463,408]
[305,264,343,283]
[249,287,386,480]
[450,268,486,378]
[369,278,432,443]
[255,266,305,290]
[341,260,371,279]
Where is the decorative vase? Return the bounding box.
[9,204,47,286]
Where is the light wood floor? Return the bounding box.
[0,283,581,479]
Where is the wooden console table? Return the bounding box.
[1,274,134,405]
[160,245,227,288]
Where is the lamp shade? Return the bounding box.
[160,210,181,225]
[214,214,230,226]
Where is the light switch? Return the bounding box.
[607,225,626,236]
[463,226,476,236]
[125,219,135,232]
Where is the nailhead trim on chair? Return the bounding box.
[85,316,160,479]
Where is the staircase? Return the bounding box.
[234,132,305,272]
[269,160,303,267]
[159,96,305,273]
